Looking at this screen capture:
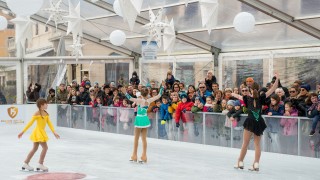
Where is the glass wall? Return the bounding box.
[141,54,213,87]
[0,64,17,104]
[273,56,320,89]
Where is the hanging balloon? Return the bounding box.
[0,16,8,30]
[6,0,44,16]
[113,0,123,17]
[109,30,126,46]
[233,12,255,33]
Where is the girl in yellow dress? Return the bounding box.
[18,99,60,171]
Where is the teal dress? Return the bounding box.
[134,105,150,128]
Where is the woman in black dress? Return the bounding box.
[234,74,279,171]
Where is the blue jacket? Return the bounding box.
[160,103,172,120]
[197,90,212,104]
[267,104,284,116]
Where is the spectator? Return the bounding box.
[175,93,193,128]
[130,71,140,86]
[0,90,7,104]
[211,82,219,93]
[307,94,319,136]
[26,83,41,103]
[80,76,89,87]
[78,86,88,105]
[196,82,212,104]
[46,88,56,104]
[68,89,80,105]
[71,79,79,91]
[280,102,298,136]
[165,70,175,89]
[205,70,216,91]
[56,83,68,104]
[267,94,284,116]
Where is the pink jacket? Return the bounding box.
[280,109,298,136]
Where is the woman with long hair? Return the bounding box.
[234,74,279,171]
[121,81,165,163]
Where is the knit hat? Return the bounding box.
[234,100,241,107]
[227,100,235,106]
[195,96,200,101]
[94,81,99,85]
[146,82,151,88]
[89,87,94,92]
[72,79,77,83]
[180,92,188,99]
[301,84,311,92]
[85,82,91,86]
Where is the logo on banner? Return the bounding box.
[7,107,18,118]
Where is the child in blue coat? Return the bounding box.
[159,96,172,138]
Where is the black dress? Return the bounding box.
[243,93,267,136]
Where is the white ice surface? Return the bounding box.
[0,125,319,180]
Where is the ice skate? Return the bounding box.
[129,156,137,163]
[234,161,244,169]
[248,162,259,171]
[36,164,48,172]
[21,163,34,171]
[139,156,147,164]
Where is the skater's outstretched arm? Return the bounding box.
[18,115,37,138]
[266,73,279,98]
[147,81,165,104]
[47,116,60,139]
[121,87,137,102]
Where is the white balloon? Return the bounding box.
[6,0,44,16]
[113,0,123,17]
[0,16,8,30]
[233,12,255,33]
[109,30,126,46]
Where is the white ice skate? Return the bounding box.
[234,161,244,170]
[248,162,259,171]
[21,163,34,171]
[36,164,48,172]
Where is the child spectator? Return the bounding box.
[191,97,203,136]
[159,96,172,138]
[175,93,194,128]
[280,102,298,136]
[119,99,132,130]
[267,94,284,116]
[307,94,320,136]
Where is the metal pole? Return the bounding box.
[156,112,159,139]
[230,116,234,148]
[116,108,120,134]
[203,113,206,145]
[99,106,102,132]
[298,117,301,156]
[84,106,87,129]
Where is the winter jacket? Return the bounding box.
[166,75,175,89]
[205,76,217,92]
[191,104,203,123]
[56,89,68,104]
[46,95,56,104]
[175,101,194,123]
[307,103,319,118]
[280,109,298,136]
[267,104,284,116]
[196,90,212,104]
[160,103,172,120]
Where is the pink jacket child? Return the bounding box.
[119,99,131,130]
[280,102,298,136]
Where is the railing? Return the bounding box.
[56,105,320,159]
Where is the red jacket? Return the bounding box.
[175,101,194,123]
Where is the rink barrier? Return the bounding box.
[56,104,320,159]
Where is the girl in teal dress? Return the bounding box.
[121,81,165,163]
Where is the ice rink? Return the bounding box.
[1,125,319,180]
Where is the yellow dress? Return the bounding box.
[22,115,55,142]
